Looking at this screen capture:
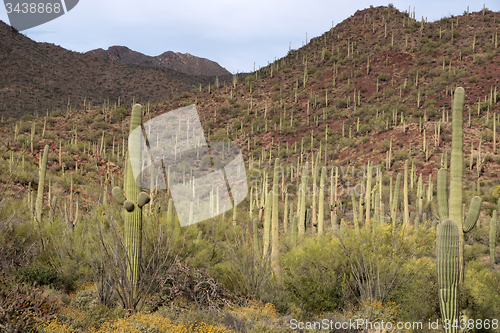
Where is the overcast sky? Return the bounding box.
[1,1,500,74]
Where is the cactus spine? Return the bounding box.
[112,104,150,294]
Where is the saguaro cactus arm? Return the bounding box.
[112,187,126,205]
[137,192,151,208]
[463,196,482,233]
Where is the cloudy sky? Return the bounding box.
[1,1,499,74]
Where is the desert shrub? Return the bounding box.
[393,150,409,162]
[337,223,435,306]
[0,270,62,332]
[111,106,129,122]
[468,75,479,83]
[480,129,493,142]
[92,120,109,130]
[473,55,485,64]
[81,115,93,125]
[463,260,500,320]
[281,234,343,315]
[307,66,317,75]
[378,72,391,81]
[386,257,440,323]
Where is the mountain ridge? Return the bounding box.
[85,46,231,77]
[0,20,227,120]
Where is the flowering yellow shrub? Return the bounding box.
[35,318,76,332]
[348,298,399,323]
[230,300,277,321]
[88,313,231,333]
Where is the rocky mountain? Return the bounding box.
[86,46,231,77]
[0,21,220,120]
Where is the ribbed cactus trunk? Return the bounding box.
[391,173,401,229]
[263,190,272,256]
[318,167,325,235]
[437,219,460,333]
[450,88,465,280]
[125,105,143,294]
[491,211,497,265]
[36,145,49,224]
[437,168,448,220]
[253,218,259,257]
[112,104,150,300]
[365,161,372,227]
[298,162,308,237]
[436,88,482,327]
[271,158,280,277]
[403,160,409,225]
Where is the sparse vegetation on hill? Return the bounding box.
[1,5,500,333]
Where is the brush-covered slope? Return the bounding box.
[0,21,218,120]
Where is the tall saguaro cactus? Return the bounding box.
[437,219,460,333]
[436,88,482,330]
[36,144,49,224]
[112,104,151,294]
[271,158,280,277]
[437,87,482,282]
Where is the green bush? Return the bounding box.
[468,75,479,83]
[281,235,343,315]
[378,72,391,81]
[111,106,129,122]
[18,265,77,292]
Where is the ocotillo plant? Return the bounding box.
[437,87,482,282]
[112,104,151,294]
[437,219,460,333]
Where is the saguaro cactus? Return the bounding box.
[36,145,49,224]
[271,158,280,277]
[437,219,460,333]
[112,104,151,293]
[318,167,325,235]
[491,211,497,265]
[437,87,482,282]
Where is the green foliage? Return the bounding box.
[281,234,343,314]
[377,72,391,81]
[111,106,129,122]
[468,75,479,83]
[463,260,500,320]
[18,266,76,291]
